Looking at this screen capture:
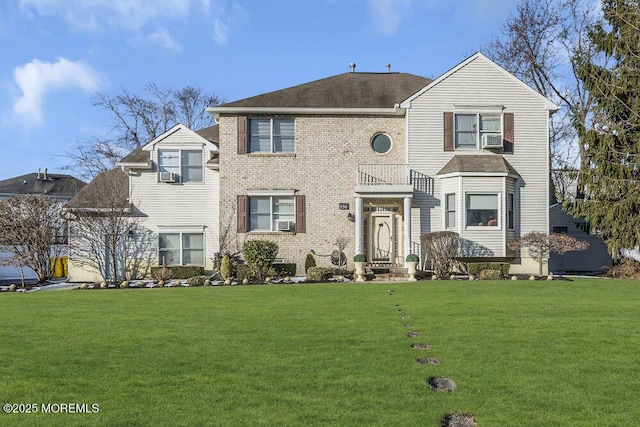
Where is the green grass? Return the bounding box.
[1,279,639,426]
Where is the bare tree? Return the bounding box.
[508,231,589,276]
[0,194,66,283]
[66,169,154,282]
[484,0,600,201]
[65,85,222,180]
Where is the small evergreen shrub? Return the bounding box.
[186,275,208,286]
[306,266,332,282]
[467,262,510,277]
[243,240,279,281]
[305,253,317,272]
[236,264,251,281]
[271,263,297,276]
[354,254,366,262]
[220,254,232,279]
[406,254,419,262]
[478,269,502,280]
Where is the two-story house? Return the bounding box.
[208,53,558,275]
[67,124,220,282]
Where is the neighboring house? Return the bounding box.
[207,53,559,275]
[66,124,220,282]
[549,203,612,273]
[0,170,86,282]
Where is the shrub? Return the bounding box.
[243,240,279,281]
[467,262,510,276]
[305,253,317,273]
[271,263,297,277]
[152,265,173,282]
[406,253,419,263]
[150,266,204,280]
[186,276,208,286]
[354,254,366,263]
[478,269,502,280]
[220,254,232,279]
[236,264,252,281]
[306,266,332,282]
[421,231,460,278]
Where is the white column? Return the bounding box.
[404,196,412,266]
[355,196,363,255]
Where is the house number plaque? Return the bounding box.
[339,203,350,210]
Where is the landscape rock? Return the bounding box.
[417,357,440,365]
[441,412,477,427]
[411,343,432,350]
[428,377,456,392]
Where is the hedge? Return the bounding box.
[150,266,205,279]
[270,263,297,277]
[236,264,251,280]
[306,266,332,282]
[467,262,510,276]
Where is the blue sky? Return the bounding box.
[0,0,517,182]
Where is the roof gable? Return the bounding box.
[436,154,520,177]
[400,52,559,111]
[142,123,218,151]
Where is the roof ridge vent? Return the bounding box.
[349,62,356,73]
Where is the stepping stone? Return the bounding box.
[403,323,413,328]
[411,343,432,350]
[407,331,419,338]
[417,357,440,365]
[394,304,400,306]
[401,315,410,319]
[427,377,456,392]
[442,412,477,427]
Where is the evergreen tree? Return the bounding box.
[569,0,640,256]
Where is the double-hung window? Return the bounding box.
[507,193,515,230]
[158,149,203,183]
[249,196,295,231]
[445,193,456,228]
[250,119,295,153]
[466,194,499,227]
[455,114,501,149]
[159,232,204,266]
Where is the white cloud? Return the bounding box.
[18,0,194,31]
[213,18,230,45]
[148,28,183,53]
[367,0,413,35]
[11,58,103,125]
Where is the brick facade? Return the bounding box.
[218,114,406,273]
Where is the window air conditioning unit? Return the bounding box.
[276,220,293,231]
[482,134,503,149]
[159,172,176,183]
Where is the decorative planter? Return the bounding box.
[406,261,418,281]
[354,262,366,282]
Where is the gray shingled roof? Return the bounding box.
[65,168,129,210]
[0,172,86,200]
[219,72,432,109]
[436,155,520,177]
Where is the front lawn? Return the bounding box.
[1,279,639,426]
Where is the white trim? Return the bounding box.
[246,189,296,196]
[454,105,505,114]
[437,172,511,179]
[353,184,414,198]
[156,225,206,233]
[399,52,560,112]
[142,123,218,151]
[119,162,151,170]
[207,106,405,118]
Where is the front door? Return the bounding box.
[369,212,395,264]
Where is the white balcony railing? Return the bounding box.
[357,164,433,193]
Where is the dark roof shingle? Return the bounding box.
[219,72,432,109]
[436,155,520,177]
[0,172,86,200]
[65,168,129,210]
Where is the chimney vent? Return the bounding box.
[349,62,356,72]
[386,63,391,73]
[37,168,41,180]
[44,168,48,180]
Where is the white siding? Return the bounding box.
[130,127,219,270]
[407,56,551,266]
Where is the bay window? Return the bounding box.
[466,194,499,227]
[445,193,456,228]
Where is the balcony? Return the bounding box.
[356,164,433,194]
